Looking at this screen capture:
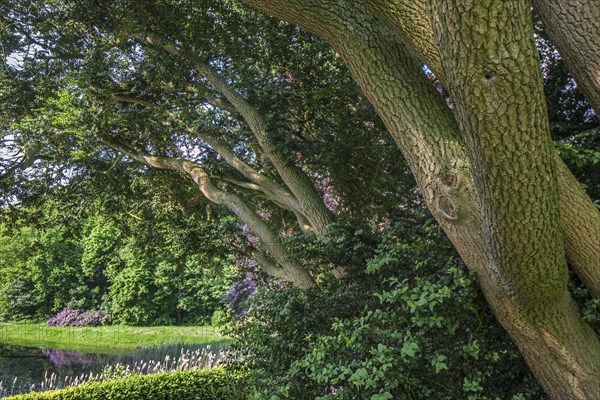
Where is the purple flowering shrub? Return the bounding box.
[47,307,111,326]
[224,273,259,319]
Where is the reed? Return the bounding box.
[0,345,232,398]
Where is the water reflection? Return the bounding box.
[41,349,98,369]
[0,342,226,397]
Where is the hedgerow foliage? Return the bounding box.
[224,218,546,400]
[7,368,250,400]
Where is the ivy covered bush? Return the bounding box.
[224,220,546,400]
[7,368,250,400]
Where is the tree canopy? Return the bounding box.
[1,1,600,399]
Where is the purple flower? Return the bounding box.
[47,307,111,327]
[315,177,340,212]
[224,274,258,319]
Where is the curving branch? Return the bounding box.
[130,32,334,234]
[533,0,600,116]
[100,134,315,288]
[112,92,303,214]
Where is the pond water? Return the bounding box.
[0,342,226,397]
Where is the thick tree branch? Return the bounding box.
[112,92,303,214]
[100,134,315,288]
[202,92,240,116]
[533,0,600,116]
[254,251,289,281]
[359,0,444,85]
[131,32,333,234]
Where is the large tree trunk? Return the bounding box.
[427,1,600,397]
[478,278,600,399]
[356,0,600,299]
[243,0,600,398]
[533,0,600,116]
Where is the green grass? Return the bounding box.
[0,323,226,353]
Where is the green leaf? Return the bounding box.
[401,340,419,358]
[371,392,393,400]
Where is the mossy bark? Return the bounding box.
[428,1,600,397]
[533,0,600,115]
[243,0,600,397]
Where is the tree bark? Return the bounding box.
[555,154,600,299]
[243,0,600,397]
[359,0,444,84]
[533,0,600,116]
[430,0,565,304]
[356,0,600,298]
[428,1,600,397]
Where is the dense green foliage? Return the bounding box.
[1,0,599,398]
[7,368,250,400]
[0,179,240,325]
[224,218,546,400]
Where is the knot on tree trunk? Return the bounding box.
[435,172,462,220]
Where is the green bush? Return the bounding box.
[225,221,545,400]
[7,368,250,400]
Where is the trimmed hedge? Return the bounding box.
[8,368,250,400]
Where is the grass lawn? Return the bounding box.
[0,323,226,353]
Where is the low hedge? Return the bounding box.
[8,368,250,400]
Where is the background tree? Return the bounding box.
[0,163,242,325]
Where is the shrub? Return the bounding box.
[225,221,545,400]
[224,273,259,320]
[6,368,251,400]
[47,307,110,327]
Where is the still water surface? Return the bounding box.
[0,342,224,397]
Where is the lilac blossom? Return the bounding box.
[224,273,258,319]
[315,176,341,212]
[47,307,110,327]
